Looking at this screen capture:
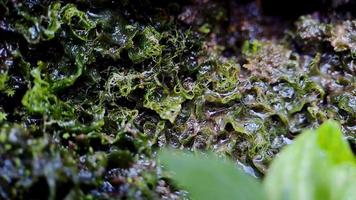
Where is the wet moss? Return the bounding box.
[0,0,355,199]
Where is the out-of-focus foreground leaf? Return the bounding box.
[158,150,266,200]
[264,120,356,200]
[159,121,356,200]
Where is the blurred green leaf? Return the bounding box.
[264,120,356,200]
[159,150,266,200]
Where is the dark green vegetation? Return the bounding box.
[0,0,355,199]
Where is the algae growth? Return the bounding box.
[0,0,355,199]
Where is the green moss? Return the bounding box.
[242,40,263,56]
[333,93,356,117]
[21,62,73,116]
[61,4,96,41]
[128,26,163,63]
[0,111,7,122]
[144,86,185,123]
[0,0,355,199]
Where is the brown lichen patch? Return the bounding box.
[329,20,356,53]
[243,41,296,83]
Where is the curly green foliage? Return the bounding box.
[144,86,185,123]
[0,71,14,96]
[0,71,9,91]
[61,4,96,41]
[128,26,163,63]
[41,2,62,40]
[332,93,356,119]
[9,2,62,43]
[21,64,74,118]
[21,61,103,133]
[106,70,144,98]
[48,51,85,92]
[158,37,354,174]
[198,58,240,103]
[0,0,355,199]
[94,19,137,60]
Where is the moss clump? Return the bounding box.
[0,0,355,199]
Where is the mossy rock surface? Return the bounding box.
[0,0,355,199]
